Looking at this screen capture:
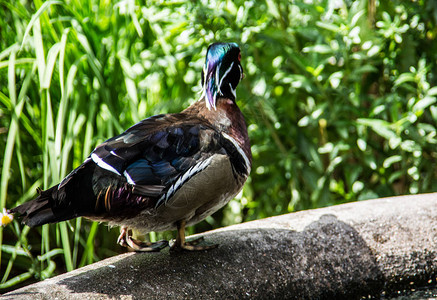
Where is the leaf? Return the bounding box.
[358,191,379,201]
[357,118,398,141]
[329,71,343,88]
[413,96,436,112]
[367,45,380,57]
[302,44,333,54]
[316,21,339,32]
[357,138,367,151]
[426,86,437,96]
[394,73,415,86]
[351,65,378,76]
[383,155,402,168]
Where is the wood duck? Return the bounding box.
[7,42,252,251]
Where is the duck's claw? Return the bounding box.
[117,226,168,252]
[170,220,218,252]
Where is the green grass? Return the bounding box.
[1,0,437,291]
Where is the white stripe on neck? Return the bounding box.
[221,132,251,175]
[218,61,234,95]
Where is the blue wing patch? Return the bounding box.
[123,159,159,185]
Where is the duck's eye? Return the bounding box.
[238,53,241,61]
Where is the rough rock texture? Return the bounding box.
[3,193,437,299]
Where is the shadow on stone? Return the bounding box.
[39,214,383,299]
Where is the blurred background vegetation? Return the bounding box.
[0,0,436,291]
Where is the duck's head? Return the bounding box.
[201,42,243,110]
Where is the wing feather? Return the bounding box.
[89,114,222,206]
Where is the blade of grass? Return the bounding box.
[14,127,26,192]
[59,222,73,272]
[19,0,63,52]
[55,30,71,178]
[1,241,28,284]
[42,42,61,89]
[37,249,63,262]
[33,0,60,44]
[0,50,19,270]
[13,68,36,194]
[0,271,33,289]
[40,260,56,280]
[33,19,45,89]
[78,221,98,268]
[74,28,122,132]
[0,58,35,69]
[17,180,42,205]
[46,90,59,183]
[83,98,97,160]
[72,218,81,268]
[41,224,50,276]
[1,222,32,287]
[0,44,19,62]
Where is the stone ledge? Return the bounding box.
[3,193,437,299]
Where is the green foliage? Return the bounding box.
[0,0,436,290]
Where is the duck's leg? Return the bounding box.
[117,226,130,247]
[170,220,218,251]
[117,226,168,252]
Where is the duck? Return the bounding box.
[6,42,252,251]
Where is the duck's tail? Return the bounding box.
[8,186,60,227]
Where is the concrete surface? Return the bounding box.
[3,193,437,299]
